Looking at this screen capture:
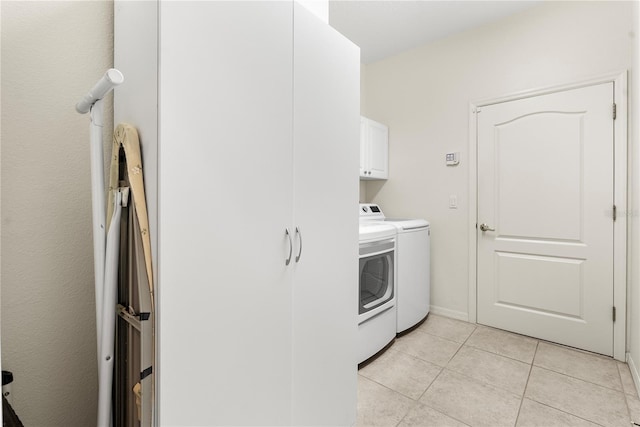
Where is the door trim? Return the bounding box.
[468,71,628,361]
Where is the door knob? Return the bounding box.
[479,223,495,232]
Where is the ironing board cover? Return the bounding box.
[109,123,155,426]
[108,124,154,300]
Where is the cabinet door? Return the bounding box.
[292,3,359,425]
[157,2,294,425]
[368,120,389,179]
[360,117,368,178]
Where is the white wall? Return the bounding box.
[362,1,634,319]
[1,2,113,425]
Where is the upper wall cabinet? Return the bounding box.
[360,116,389,180]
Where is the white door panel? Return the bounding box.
[494,252,584,317]
[158,2,294,424]
[495,112,584,240]
[291,3,359,425]
[477,82,614,356]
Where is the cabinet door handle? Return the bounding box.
[285,228,293,265]
[295,226,303,263]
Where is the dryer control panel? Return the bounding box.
[360,203,385,220]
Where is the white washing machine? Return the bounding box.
[360,204,430,334]
[358,216,397,364]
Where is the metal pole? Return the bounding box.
[89,99,106,360]
[97,189,126,427]
[76,69,124,427]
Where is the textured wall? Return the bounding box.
[362,1,634,319]
[1,2,113,425]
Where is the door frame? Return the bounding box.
[467,71,628,361]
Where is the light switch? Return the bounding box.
[449,195,457,209]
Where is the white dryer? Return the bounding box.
[360,204,430,334]
[358,214,397,364]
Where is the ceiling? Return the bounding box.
[329,1,543,64]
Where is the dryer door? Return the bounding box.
[359,240,394,315]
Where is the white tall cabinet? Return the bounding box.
[114,2,360,425]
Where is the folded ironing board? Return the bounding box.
[110,124,154,427]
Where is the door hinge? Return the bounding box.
[613,306,616,322]
[613,103,617,120]
[613,205,617,221]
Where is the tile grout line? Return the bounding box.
[357,374,418,427]
[531,363,629,395]
[428,320,479,372]
[396,318,539,424]
[443,323,530,397]
[408,400,473,427]
[411,325,475,347]
[415,365,445,402]
[390,317,626,426]
[447,325,540,398]
[358,373,417,402]
[619,361,635,424]
[393,404,412,427]
[420,315,478,338]
[393,399,420,427]
[616,361,640,398]
[412,330,486,425]
[458,323,478,347]
[464,326,539,364]
[526,366,631,424]
[464,341,536,365]
[530,365,631,394]
[408,321,479,390]
[436,366,524,401]
[441,323,477,366]
[359,346,450,398]
[390,334,468,369]
[514,340,538,426]
[461,341,536,367]
[422,320,477,367]
[411,367,474,427]
[525,400,607,427]
[534,340,631,394]
[415,366,523,426]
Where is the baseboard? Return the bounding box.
[429,305,469,322]
[627,352,640,397]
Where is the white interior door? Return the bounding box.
[477,82,615,356]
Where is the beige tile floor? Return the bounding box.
[357,314,640,427]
